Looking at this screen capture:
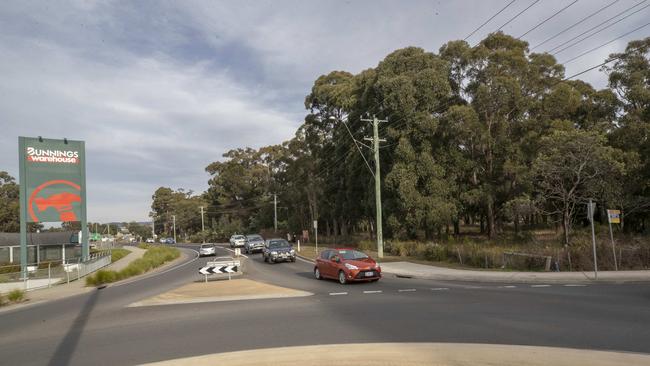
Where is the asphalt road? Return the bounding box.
[1,243,649,365]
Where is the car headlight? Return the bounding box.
[344,263,358,270]
[271,251,277,255]
[290,249,295,254]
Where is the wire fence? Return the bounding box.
[0,250,112,293]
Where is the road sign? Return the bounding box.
[19,137,86,223]
[607,209,621,224]
[199,265,238,275]
[200,259,241,281]
[313,220,318,229]
[587,201,597,222]
[19,136,88,274]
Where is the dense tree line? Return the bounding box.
[203,33,650,245]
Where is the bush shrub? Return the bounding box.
[85,246,179,286]
[7,289,25,302]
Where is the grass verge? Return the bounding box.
[111,248,131,262]
[86,246,180,286]
[0,289,27,307]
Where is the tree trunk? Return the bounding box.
[487,200,495,239]
[453,219,460,236]
[562,210,570,245]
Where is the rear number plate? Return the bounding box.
[365,271,374,277]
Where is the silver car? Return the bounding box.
[244,234,265,254]
[199,243,216,257]
[229,234,246,248]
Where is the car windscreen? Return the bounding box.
[200,244,213,248]
[247,235,262,241]
[233,235,245,240]
[269,240,290,249]
[338,250,368,260]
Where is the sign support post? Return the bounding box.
[80,141,88,261]
[19,137,28,279]
[607,209,621,271]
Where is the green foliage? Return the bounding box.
[86,246,179,286]
[7,289,25,302]
[111,248,131,262]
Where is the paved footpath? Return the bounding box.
[380,261,650,283]
[0,246,146,311]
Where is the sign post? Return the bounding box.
[607,209,621,271]
[588,199,598,280]
[19,137,87,278]
[313,220,318,255]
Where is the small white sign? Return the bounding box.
[313,220,318,229]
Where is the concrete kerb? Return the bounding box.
[141,343,650,366]
[379,261,650,284]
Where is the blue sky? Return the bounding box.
[1,0,648,222]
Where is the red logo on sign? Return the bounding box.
[28,180,81,222]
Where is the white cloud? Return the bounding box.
[0,0,646,222]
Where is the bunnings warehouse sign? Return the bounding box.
[19,137,86,223]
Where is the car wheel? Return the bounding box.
[314,267,322,280]
[269,257,274,264]
[338,270,347,285]
[263,255,267,263]
[291,258,296,263]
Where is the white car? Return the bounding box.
[146,238,155,243]
[199,243,216,257]
[229,235,246,248]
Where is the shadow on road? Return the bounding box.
[47,289,102,366]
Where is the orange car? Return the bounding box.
[314,248,381,284]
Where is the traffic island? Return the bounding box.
[128,278,312,307]
[141,343,650,366]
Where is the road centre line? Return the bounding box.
[564,284,586,287]
[398,289,417,292]
[431,288,449,291]
[501,285,517,288]
[363,290,382,294]
[329,292,348,296]
[531,284,551,288]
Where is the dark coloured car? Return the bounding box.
[262,239,296,263]
[314,248,381,284]
[244,234,265,254]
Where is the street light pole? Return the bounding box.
[331,115,386,258]
[362,115,387,258]
[172,215,177,244]
[200,206,205,243]
[274,194,278,232]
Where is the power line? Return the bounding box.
[518,0,579,39]
[547,0,648,53]
[562,43,646,80]
[496,0,540,32]
[463,0,517,41]
[531,0,620,50]
[552,3,650,55]
[561,21,650,64]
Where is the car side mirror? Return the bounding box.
[332,256,340,263]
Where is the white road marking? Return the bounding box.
[564,284,586,287]
[223,247,249,259]
[463,286,481,289]
[531,284,551,288]
[398,289,416,292]
[501,285,517,288]
[329,292,348,296]
[431,287,449,291]
[363,290,382,294]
